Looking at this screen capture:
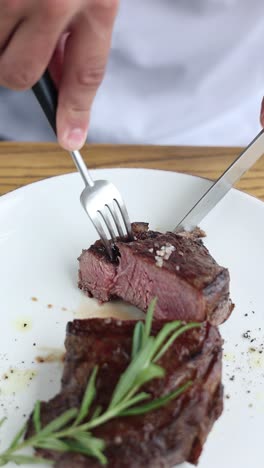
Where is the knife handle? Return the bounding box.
[32,70,58,135]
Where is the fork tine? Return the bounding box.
[113,197,133,239]
[90,214,113,260]
[107,202,125,238]
[98,208,116,243]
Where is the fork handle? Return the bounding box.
[32,71,95,187]
[32,70,57,134]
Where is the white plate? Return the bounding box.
[0,168,263,468]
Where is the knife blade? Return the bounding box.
[174,128,264,232]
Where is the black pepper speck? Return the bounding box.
[243,331,251,339]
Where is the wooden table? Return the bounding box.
[0,142,263,200]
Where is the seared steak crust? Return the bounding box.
[27,318,223,467]
[78,223,233,325]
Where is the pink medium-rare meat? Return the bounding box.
[78,223,233,325]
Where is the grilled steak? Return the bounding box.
[27,318,223,467]
[78,223,233,325]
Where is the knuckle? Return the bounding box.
[1,63,39,90]
[91,0,119,12]
[42,0,72,20]
[1,0,22,17]
[76,65,105,89]
[67,105,89,115]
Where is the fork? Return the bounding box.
[32,71,132,259]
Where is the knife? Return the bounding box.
[174,128,264,232]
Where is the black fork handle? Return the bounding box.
[32,70,58,135]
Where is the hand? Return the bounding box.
[0,0,119,150]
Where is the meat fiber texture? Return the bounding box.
[26,318,223,467]
[78,223,233,325]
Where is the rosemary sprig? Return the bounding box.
[0,299,201,466]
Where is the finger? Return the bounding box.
[49,32,70,87]
[0,3,79,90]
[260,96,264,128]
[0,0,31,53]
[57,0,119,151]
[0,12,21,53]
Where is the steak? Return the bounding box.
[27,318,223,467]
[78,223,233,325]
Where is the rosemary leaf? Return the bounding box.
[152,321,182,357]
[83,392,150,431]
[72,433,105,452]
[74,366,98,426]
[9,422,28,451]
[33,401,41,433]
[154,322,202,362]
[108,338,155,408]
[66,438,107,465]
[91,405,102,421]
[143,297,157,345]
[0,456,7,467]
[131,321,144,358]
[38,408,78,437]
[35,438,70,452]
[115,392,150,413]
[90,448,107,466]
[133,362,165,389]
[120,381,192,416]
[0,418,6,430]
[3,454,51,465]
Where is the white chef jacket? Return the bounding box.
[0,0,263,146]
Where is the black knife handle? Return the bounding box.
[32,70,58,135]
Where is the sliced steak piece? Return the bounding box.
[27,318,223,467]
[78,223,233,325]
